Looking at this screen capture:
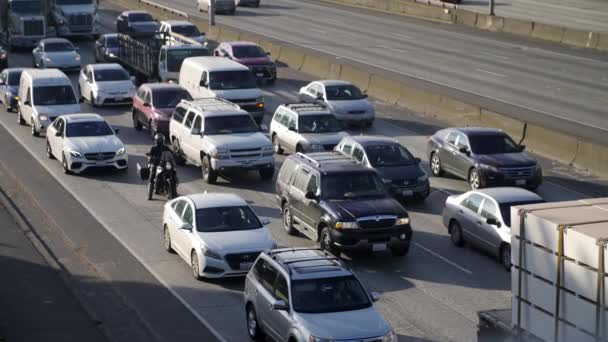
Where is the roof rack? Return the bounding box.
[284,103,328,111]
[267,248,343,275]
[180,97,241,112]
[296,153,320,167]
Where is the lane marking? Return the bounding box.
[414,242,473,275]
[480,52,509,60]
[475,68,507,78]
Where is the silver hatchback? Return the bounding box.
[244,248,396,342]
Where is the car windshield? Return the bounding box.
[468,133,521,155]
[298,115,343,133]
[232,45,266,58]
[204,115,258,134]
[325,85,365,100]
[291,276,371,314]
[172,25,200,36]
[8,71,23,86]
[94,68,130,82]
[195,206,261,232]
[45,42,74,52]
[65,121,114,137]
[33,85,77,105]
[105,36,119,47]
[366,144,416,167]
[153,89,192,108]
[10,1,41,13]
[166,48,208,72]
[499,200,545,227]
[322,172,387,200]
[208,70,256,90]
[129,13,154,22]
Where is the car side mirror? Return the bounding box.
[23,100,30,106]
[143,102,151,107]
[180,222,192,231]
[272,300,289,311]
[259,123,268,132]
[414,157,421,163]
[519,145,526,152]
[260,216,271,226]
[486,218,501,227]
[362,94,368,98]
[54,131,62,137]
[459,146,469,154]
[370,291,381,302]
[305,191,317,200]
[288,126,296,132]
[115,129,120,135]
[266,51,271,56]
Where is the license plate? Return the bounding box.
[372,243,387,252]
[516,179,526,185]
[402,190,413,196]
[240,262,253,270]
[256,72,264,77]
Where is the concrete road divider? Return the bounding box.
[523,124,578,165]
[397,83,441,117]
[338,65,371,91]
[596,33,608,51]
[301,55,332,79]
[502,18,533,37]
[258,39,282,61]
[277,46,307,70]
[239,33,262,45]
[476,14,503,32]
[574,141,608,176]
[479,109,524,141]
[562,29,598,49]
[218,27,241,42]
[435,97,481,127]
[455,9,477,27]
[531,23,565,43]
[328,63,342,80]
[367,75,401,104]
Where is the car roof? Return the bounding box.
[63,113,105,123]
[264,248,352,280]
[162,20,193,26]
[288,152,372,175]
[183,57,249,71]
[317,80,353,87]
[447,127,505,135]
[123,10,150,15]
[223,41,259,47]
[184,193,247,208]
[23,69,70,82]
[101,33,118,38]
[89,63,125,71]
[345,135,399,147]
[474,187,544,204]
[179,98,246,117]
[41,38,72,44]
[281,103,330,115]
[4,67,27,74]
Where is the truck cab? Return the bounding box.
[158,45,208,82]
[50,0,99,38]
[0,0,46,49]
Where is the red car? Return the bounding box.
[132,83,192,137]
[214,41,277,83]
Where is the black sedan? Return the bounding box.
[427,127,542,190]
[95,34,120,63]
[116,10,159,35]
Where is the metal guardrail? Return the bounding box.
[139,0,189,18]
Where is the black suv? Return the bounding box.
[275,152,412,257]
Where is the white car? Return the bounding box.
[158,20,208,46]
[162,193,276,279]
[78,63,136,107]
[45,113,128,174]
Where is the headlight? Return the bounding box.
[0,52,7,59]
[108,52,117,58]
[116,147,126,156]
[39,115,49,121]
[165,162,172,170]
[309,144,323,151]
[69,150,83,158]
[335,221,358,229]
[382,330,397,342]
[75,54,81,61]
[202,247,222,259]
[211,148,229,160]
[382,177,392,184]
[256,97,264,109]
[417,172,428,182]
[478,164,499,172]
[396,217,410,225]
[44,56,52,62]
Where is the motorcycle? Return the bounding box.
[137,150,179,200]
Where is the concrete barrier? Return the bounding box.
[479,109,525,141]
[338,65,371,91]
[367,75,402,104]
[562,29,596,49]
[455,8,477,28]
[434,97,481,127]
[327,63,342,80]
[596,33,608,51]
[476,13,503,32]
[522,124,578,165]
[277,46,306,70]
[239,33,262,45]
[397,83,441,117]
[257,39,281,62]
[531,23,565,43]
[217,27,241,42]
[403,1,454,23]
[301,55,332,79]
[502,18,533,37]
[573,141,608,176]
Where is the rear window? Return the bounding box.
[278,158,298,185]
[105,36,118,47]
[129,12,154,22]
[500,200,544,227]
[152,88,192,108]
[172,106,187,122]
[171,24,200,37]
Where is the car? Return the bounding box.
[197,0,236,14]
[169,98,275,184]
[244,248,396,342]
[0,68,25,112]
[45,113,128,174]
[335,136,430,201]
[158,20,208,46]
[269,103,348,154]
[162,193,276,279]
[235,0,260,7]
[442,187,544,270]
[299,80,375,127]
[427,127,543,190]
[116,10,159,35]
[0,45,7,71]
[78,63,135,107]
[32,38,81,71]
[94,33,120,63]
[276,152,412,257]
[214,41,276,83]
[132,83,193,137]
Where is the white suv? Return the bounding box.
[269,103,348,154]
[169,98,275,184]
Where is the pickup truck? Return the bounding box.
[117,32,209,83]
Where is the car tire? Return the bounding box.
[132,111,143,131]
[31,118,39,137]
[46,140,55,159]
[62,153,71,174]
[500,244,512,272]
[468,168,481,190]
[259,167,274,181]
[320,227,340,256]
[191,251,202,280]
[172,139,186,166]
[296,144,303,153]
[246,305,264,341]
[17,109,25,125]
[282,205,296,235]
[272,134,283,154]
[430,152,443,176]
[201,155,217,184]
[449,220,464,247]
[90,92,98,107]
[163,226,174,253]
[390,245,409,257]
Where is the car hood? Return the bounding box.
[198,227,275,252]
[204,132,271,150]
[59,4,95,14]
[235,56,273,66]
[327,98,373,114]
[297,307,391,340]
[326,197,406,221]
[211,88,262,100]
[34,104,81,116]
[65,135,124,154]
[300,131,349,145]
[97,80,135,94]
[475,152,537,168]
[130,22,160,32]
[375,163,425,181]
[45,51,79,62]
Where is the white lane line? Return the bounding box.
[480,52,509,60]
[414,242,473,275]
[390,32,414,40]
[308,27,327,34]
[475,68,508,78]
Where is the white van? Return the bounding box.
[179,56,265,124]
[18,69,81,137]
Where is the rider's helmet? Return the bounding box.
[154,133,165,147]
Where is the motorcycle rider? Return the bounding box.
[148,133,173,198]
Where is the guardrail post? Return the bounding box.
[489,0,495,16]
[209,0,215,26]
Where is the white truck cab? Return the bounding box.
[18,68,81,136]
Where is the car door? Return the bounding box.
[458,193,485,248]
[300,171,323,236]
[185,113,203,162]
[33,43,42,66]
[0,71,7,102]
[142,90,153,125]
[352,144,365,165]
[255,260,280,339]
[167,199,188,257]
[438,131,459,175]
[78,67,88,98]
[267,272,293,341]
[478,197,502,253]
[288,167,314,235]
[47,117,62,158]
[452,133,474,179]
[21,86,34,122]
[94,37,102,60]
[283,112,299,153]
[180,110,197,159]
[177,201,196,257]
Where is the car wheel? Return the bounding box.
[201,155,217,184]
[46,140,55,159]
[163,226,174,253]
[430,153,443,176]
[17,109,25,125]
[90,92,98,107]
[246,305,264,341]
[172,139,186,166]
[296,144,303,153]
[468,168,481,190]
[282,205,296,235]
[449,220,464,247]
[31,118,39,137]
[272,134,283,154]
[259,167,274,181]
[62,153,71,174]
[320,227,340,256]
[132,111,143,131]
[500,244,512,272]
[191,251,201,280]
[390,245,409,257]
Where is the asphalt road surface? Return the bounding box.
[161,0,608,142]
[1,6,607,342]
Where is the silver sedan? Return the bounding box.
[32,38,81,71]
[442,187,543,270]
